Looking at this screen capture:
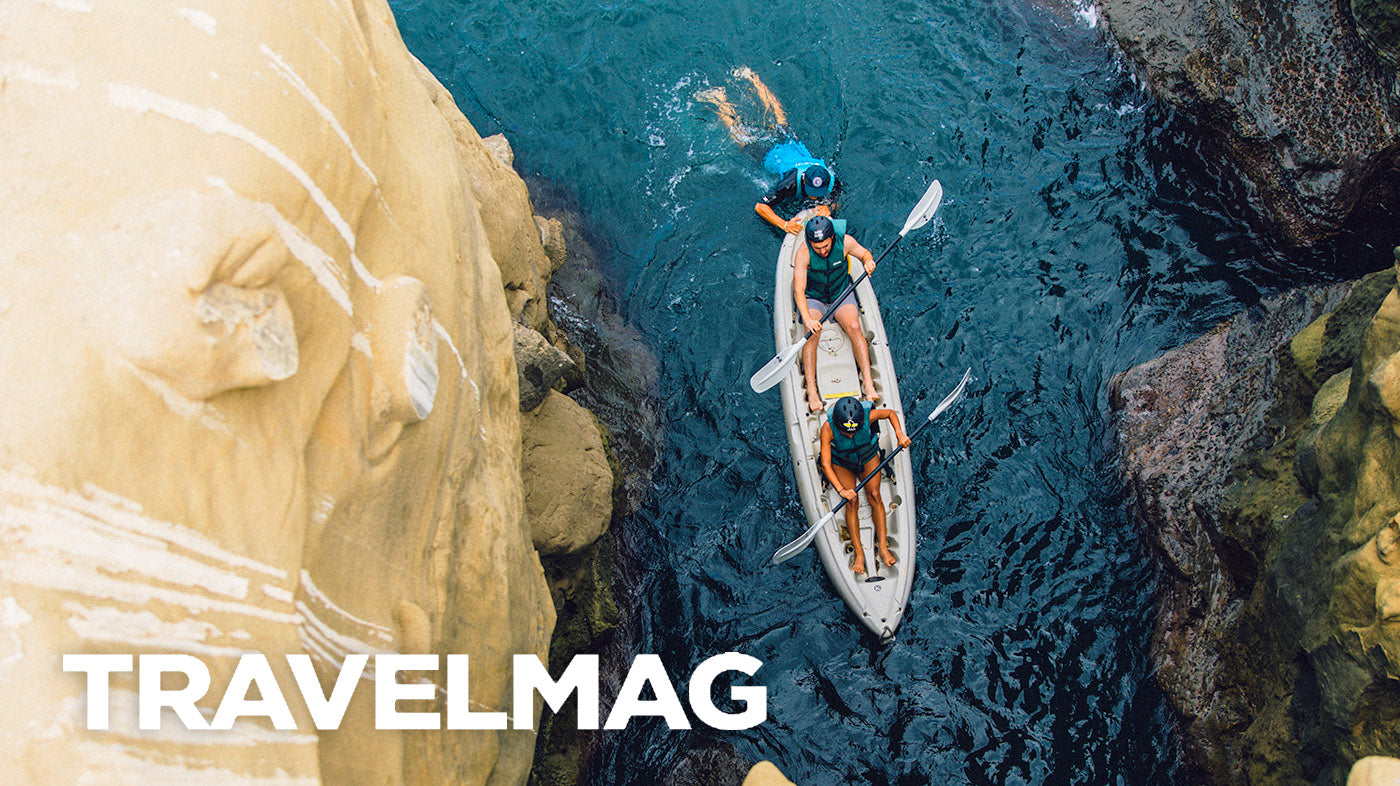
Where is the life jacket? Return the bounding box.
[762,139,828,186]
[804,218,849,305]
[828,401,880,469]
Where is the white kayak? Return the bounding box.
[773,210,917,642]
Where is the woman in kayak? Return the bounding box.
[820,396,910,576]
[695,66,840,233]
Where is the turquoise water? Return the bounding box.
[390,0,1338,782]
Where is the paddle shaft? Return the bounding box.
[799,231,904,339]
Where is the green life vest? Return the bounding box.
[828,401,879,469]
[804,218,849,305]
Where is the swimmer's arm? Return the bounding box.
[755,202,795,233]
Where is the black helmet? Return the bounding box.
[805,215,835,244]
[833,396,864,434]
[802,165,833,197]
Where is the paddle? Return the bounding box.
[748,179,944,394]
[770,367,972,565]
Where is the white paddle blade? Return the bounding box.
[927,367,972,422]
[899,180,943,236]
[771,510,837,564]
[749,342,803,393]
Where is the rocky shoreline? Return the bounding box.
[1095,0,1400,246]
[1112,260,1400,783]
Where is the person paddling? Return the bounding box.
[820,396,910,576]
[793,215,879,411]
[695,66,840,233]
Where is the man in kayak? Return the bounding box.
[794,215,879,410]
[695,66,839,233]
[820,396,911,576]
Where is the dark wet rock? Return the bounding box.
[1351,0,1400,68]
[1095,0,1400,245]
[516,323,579,412]
[1112,259,1400,783]
[659,743,754,786]
[521,176,663,786]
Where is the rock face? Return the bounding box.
[1112,260,1400,783]
[1095,0,1400,244]
[0,1,613,783]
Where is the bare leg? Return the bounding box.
[733,66,789,128]
[861,456,895,566]
[833,464,865,576]
[803,332,823,412]
[834,303,879,402]
[694,86,751,146]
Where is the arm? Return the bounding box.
[845,235,877,276]
[756,171,804,234]
[820,424,858,501]
[755,202,802,234]
[871,410,911,448]
[792,246,821,334]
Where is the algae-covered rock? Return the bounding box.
[1113,253,1400,784]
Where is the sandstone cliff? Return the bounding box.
[1113,256,1400,783]
[1095,0,1400,245]
[0,1,612,783]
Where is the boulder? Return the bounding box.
[515,323,578,411]
[521,392,614,555]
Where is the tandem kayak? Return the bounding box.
[772,210,917,642]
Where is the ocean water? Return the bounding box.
[388,0,1342,782]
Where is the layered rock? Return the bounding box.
[0,1,613,783]
[1095,0,1400,244]
[1113,259,1400,783]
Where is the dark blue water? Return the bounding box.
[390,0,1330,782]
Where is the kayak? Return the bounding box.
[773,209,917,642]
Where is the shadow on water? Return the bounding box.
[387,0,1392,782]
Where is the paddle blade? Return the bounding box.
[749,342,803,393]
[899,180,943,236]
[927,367,972,422]
[771,510,836,564]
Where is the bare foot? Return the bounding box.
[732,66,755,80]
[693,86,727,104]
[863,381,881,403]
[807,391,825,413]
[851,554,867,577]
[878,546,897,567]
